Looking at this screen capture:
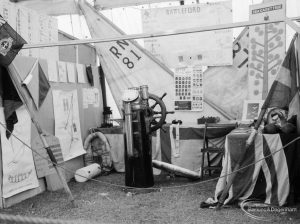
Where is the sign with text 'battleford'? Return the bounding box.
[142,2,233,68]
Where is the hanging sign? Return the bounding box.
[142,1,233,67]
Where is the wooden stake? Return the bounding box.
[7,61,75,207]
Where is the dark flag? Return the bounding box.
[0,66,22,138]
[0,15,26,138]
[261,34,300,134]
[0,15,26,66]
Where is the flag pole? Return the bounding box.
[7,61,75,207]
[21,16,300,49]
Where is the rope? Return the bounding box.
[0,121,299,191]
[0,213,84,224]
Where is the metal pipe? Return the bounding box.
[21,16,300,49]
[140,85,149,100]
[123,102,134,157]
[152,160,201,180]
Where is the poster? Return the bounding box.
[142,1,232,67]
[174,66,203,111]
[0,106,39,198]
[248,0,286,100]
[82,88,100,109]
[242,100,264,121]
[47,59,58,82]
[52,90,85,161]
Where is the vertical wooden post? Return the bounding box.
[7,61,75,207]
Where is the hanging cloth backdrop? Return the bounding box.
[0,106,39,198]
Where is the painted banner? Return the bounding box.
[248,0,286,100]
[174,66,203,111]
[0,106,39,198]
[204,28,249,120]
[52,89,85,161]
[142,1,233,67]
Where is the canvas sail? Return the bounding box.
[78,0,176,116]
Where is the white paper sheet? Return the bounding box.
[76,64,87,83]
[47,59,58,82]
[66,62,76,83]
[57,61,68,82]
[82,88,100,109]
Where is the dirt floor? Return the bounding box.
[1,172,300,224]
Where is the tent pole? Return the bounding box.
[21,16,300,49]
[7,61,75,207]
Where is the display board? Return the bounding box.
[248,0,286,100]
[174,66,203,111]
[142,1,233,67]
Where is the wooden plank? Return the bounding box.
[45,157,84,191]
[45,167,65,191]
[95,0,180,9]
[2,179,46,208]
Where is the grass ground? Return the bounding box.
[1,172,300,224]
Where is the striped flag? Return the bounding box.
[215,132,298,206]
[261,34,300,134]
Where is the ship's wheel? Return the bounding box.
[148,93,173,133]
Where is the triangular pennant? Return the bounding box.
[38,63,50,108]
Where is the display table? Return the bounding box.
[95,124,236,174]
[215,127,300,206]
[159,124,236,172]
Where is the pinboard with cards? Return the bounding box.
[174,66,203,111]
